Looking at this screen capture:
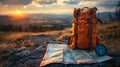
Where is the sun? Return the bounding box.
[11,10,25,20]
[15,10,23,15]
[11,10,24,17]
[16,10,22,15]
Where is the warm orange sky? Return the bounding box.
[0,0,119,15]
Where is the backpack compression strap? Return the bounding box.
[88,8,93,50]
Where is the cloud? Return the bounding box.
[98,0,118,8]
[63,0,80,4]
[78,0,98,7]
[0,0,120,15]
[0,0,32,5]
[35,0,57,5]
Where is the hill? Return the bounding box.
[0,22,120,67]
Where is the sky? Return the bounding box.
[0,0,119,15]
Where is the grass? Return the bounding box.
[0,29,71,41]
[98,22,120,52]
[0,33,36,67]
[0,32,33,41]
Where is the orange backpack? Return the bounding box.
[68,7,100,50]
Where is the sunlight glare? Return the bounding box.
[10,10,25,20]
[15,10,23,15]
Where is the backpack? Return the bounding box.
[68,7,100,50]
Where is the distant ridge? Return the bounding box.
[0,12,116,25]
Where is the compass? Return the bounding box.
[95,44,107,56]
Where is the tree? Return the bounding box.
[115,1,120,21]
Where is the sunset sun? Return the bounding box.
[11,10,25,20]
[14,10,23,16]
[16,10,23,15]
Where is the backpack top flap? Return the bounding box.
[73,7,98,24]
